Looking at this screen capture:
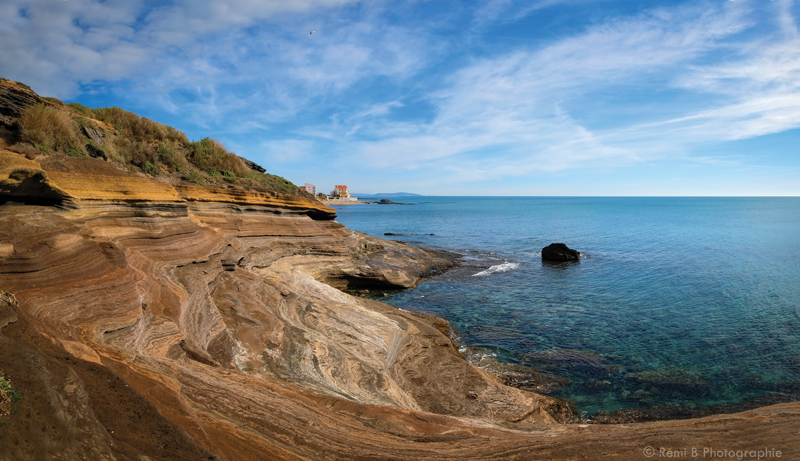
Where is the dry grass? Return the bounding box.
[66,102,95,118]
[19,104,87,157]
[93,107,188,145]
[42,96,63,106]
[188,138,248,177]
[237,172,299,194]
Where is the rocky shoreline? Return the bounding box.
[346,245,800,427]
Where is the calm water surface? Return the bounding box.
[333,197,800,416]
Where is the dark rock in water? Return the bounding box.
[378,199,413,205]
[542,243,580,262]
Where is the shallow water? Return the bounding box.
[333,197,800,416]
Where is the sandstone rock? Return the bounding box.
[81,125,106,146]
[0,157,571,459]
[542,242,580,262]
[0,80,42,128]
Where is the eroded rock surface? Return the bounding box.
[0,149,798,460]
[0,150,571,460]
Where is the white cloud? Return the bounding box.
[0,0,362,97]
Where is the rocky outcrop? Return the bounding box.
[238,155,267,173]
[542,242,580,262]
[0,79,44,128]
[0,149,334,218]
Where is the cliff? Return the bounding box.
[0,80,798,460]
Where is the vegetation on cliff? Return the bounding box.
[0,78,301,195]
[0,375,23,431]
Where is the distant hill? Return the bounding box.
[351,192,422,197]
[0,78,301,196]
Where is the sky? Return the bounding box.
[2,0,799,196]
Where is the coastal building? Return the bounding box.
[303,183,316,195]
[331,185,358,201]
[333,185,350,198]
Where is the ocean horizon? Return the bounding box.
[334,196,800,417]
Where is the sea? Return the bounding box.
[332,197,800,418]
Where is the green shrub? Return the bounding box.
[43,96,63,105]
[13,81,31,91]
[142,161,159,177]
[0,375,23,435]
[185,169,207,186]
[0,377,23,405]
[156,142,187,172]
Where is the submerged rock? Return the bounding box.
[542,243,580,262]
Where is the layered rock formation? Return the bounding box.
[1,83,798,460]
[0,146,575,460]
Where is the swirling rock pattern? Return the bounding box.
[1,150,799,460]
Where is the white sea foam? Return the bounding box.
[472,261,519,277]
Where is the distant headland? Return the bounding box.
[351,192,422,197]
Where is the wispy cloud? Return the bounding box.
[335,1,758,179]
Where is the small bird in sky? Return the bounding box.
[310,30,316,35]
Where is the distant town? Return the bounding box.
[301,184,358,201]
[300,184,420,201]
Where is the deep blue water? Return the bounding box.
[332,197,800,416]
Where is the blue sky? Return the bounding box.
[2,0,799,195]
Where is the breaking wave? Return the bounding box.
[472,262,519,277]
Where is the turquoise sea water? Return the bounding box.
[332,197,800,416]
